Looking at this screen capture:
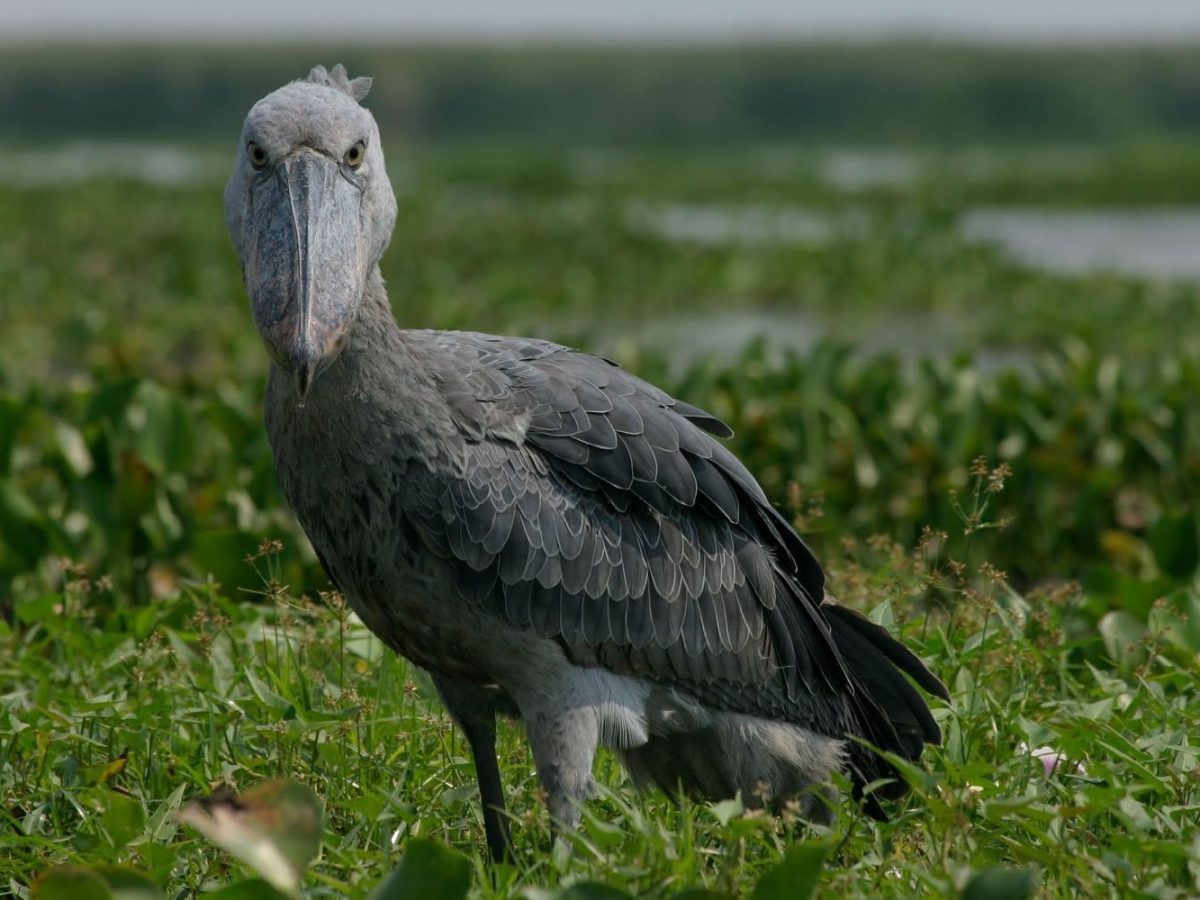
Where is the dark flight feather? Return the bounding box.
[396,331,946,806]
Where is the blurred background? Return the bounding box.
[2,1,1199,642]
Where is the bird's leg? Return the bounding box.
[795,783,838,827]
[433,675,513,863]
[522,704,599,835]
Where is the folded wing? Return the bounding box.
[399,331,947,811]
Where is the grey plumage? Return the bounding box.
[226,66,949,862]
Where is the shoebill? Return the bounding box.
[224,64,949,862]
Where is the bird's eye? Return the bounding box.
[247,141,269,169]
[344,141,366,169]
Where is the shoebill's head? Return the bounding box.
[225,64,397,400]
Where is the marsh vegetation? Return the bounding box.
[1,46,1199,898]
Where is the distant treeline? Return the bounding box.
[3,42,1200,146]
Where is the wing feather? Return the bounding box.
[394,331,942,796]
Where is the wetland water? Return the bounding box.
[6,144,1193,370]
[622,198,1200,366]
[632,200,1200,282]
[960,208,1200,280]
[590,308,1037,374]
[3,143,1193,282]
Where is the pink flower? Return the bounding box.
[1018,742,1087,776]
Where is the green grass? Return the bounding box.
[4,509,1198,897]
[2,142,1200,897]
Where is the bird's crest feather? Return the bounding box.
[306,64,372,102]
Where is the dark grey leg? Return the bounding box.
[433,675,513,863]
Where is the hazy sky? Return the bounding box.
[3,0,1200,43]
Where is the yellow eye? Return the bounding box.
[344,141,366,169]
[247,141,268,169]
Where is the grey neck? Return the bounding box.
[341,265,402,360]
[264,264,452,459]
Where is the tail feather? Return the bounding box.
[822,600,948,817]
[824,603,950,702]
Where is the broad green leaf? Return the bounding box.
[138,487,183,551]
[0,393,24,475]
[709,796,743,826]
[1098,610,1148,669]
[87,867,163,900]
[83,378,140,428]
[204,880,292,900]
[438,783,476,810]
[177,780,321,899]
[100,790,146,849]
[1085,568,1175,620]
[244,668,293,714]
[1165,589,1200,652]
[751,841,828,900]
[34,868,114,900]
[367,838,471,900]
[1149,511,1199,579]
[144,784,187,842]
[556,884,636,900]
[0,478,49,568]
[55,419,94,476]
[15,593,60,625]
[191,528,266,594]
[1116,795,1154,831]
[961,866,1036,900]
[580,813,625,851]
[35,866,162,900]
[128,380,193,477]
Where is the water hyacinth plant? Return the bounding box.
[1,133,1199,895]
